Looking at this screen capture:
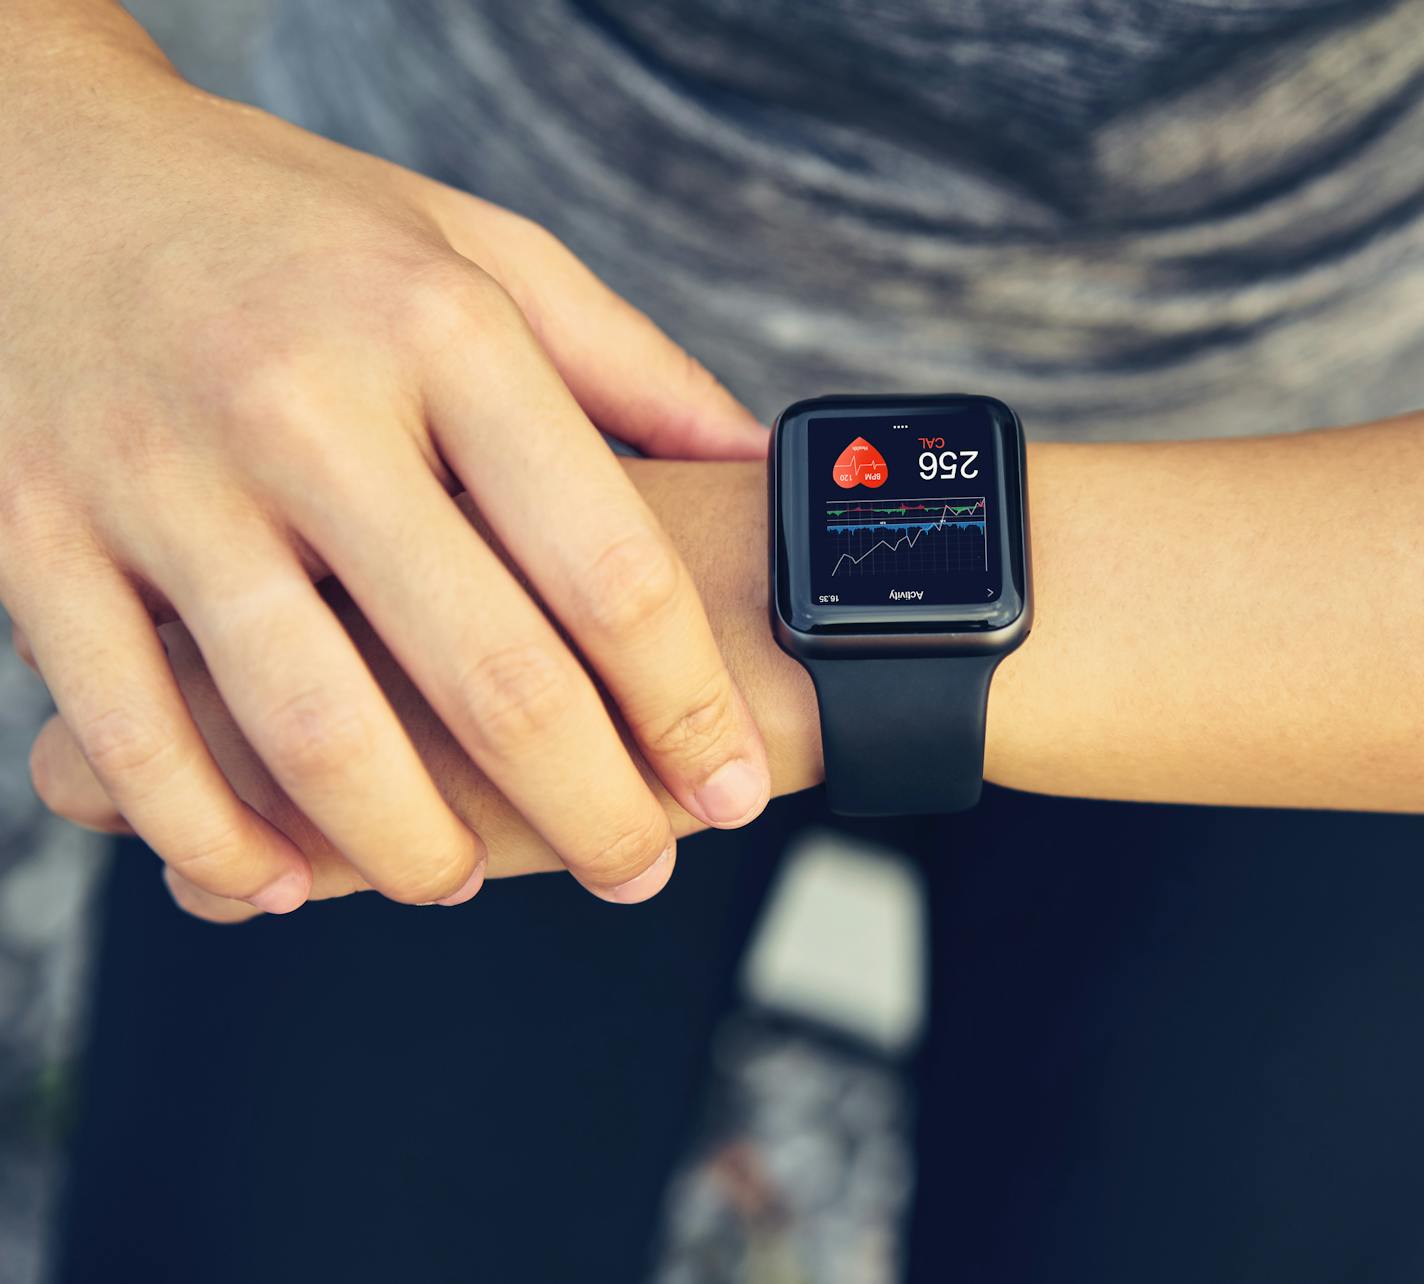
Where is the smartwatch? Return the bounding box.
[770,394,1032,816]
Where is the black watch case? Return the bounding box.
[770,393,1033,661]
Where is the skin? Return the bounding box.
[0,0,773,916]
[25,415,1424,923]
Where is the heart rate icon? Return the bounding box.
[832,437,888,489]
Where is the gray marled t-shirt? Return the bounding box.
[253,0,1424,439]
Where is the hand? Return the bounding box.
[38,417,1424,923]
[24,462,825,922]
[0,38,771,915]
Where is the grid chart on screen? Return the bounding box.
[825,496,987,577]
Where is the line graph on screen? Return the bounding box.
[826,496,987,577]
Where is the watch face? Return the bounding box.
[809,411,1001,607]
[773,396,1028,641]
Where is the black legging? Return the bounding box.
[55,789,1424,1283]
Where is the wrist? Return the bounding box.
[625,446,1063,813]
[765,396,1033,815]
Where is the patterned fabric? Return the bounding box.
[255,0,1424,438]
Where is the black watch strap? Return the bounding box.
[804,654,1002,816]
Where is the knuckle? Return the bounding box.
[0,450,71,565]
[75,705,173,789]
[505,217,578,283]
[589,810,670,887]
[262,689,370,787]
[641,673,742,766]
[402,259,519,345]
[456,644,572,752]
[505,209,565,256]
[222,357,311,429]
[190,317,296,415]
[448,200,559,278]
[579,532,684,638]
[163,829,253,887]
[204,346,334,463]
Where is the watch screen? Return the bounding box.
[806,411,1002,608]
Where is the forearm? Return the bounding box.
[990,416,1424,811]
[66,420,1423,910]
[639,412,1424,815]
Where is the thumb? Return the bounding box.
[437,192,770,460]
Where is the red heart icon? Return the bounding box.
[832,436,888,489]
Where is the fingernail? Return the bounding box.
[595,844,675,905]
[248,869,309,915]
[435,858,488,907]
[695,758,769,827]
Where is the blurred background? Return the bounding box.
[6,3,1424,1283]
